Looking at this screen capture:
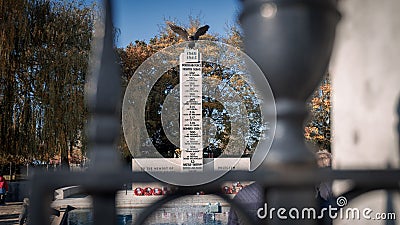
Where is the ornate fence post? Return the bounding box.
[86,0,121,224]
[240,0,340,224]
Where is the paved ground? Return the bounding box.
[0,202,22,225]
[0,192,234,224]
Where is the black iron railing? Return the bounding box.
[29,0,400,225]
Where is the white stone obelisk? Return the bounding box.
[180,48,203,171]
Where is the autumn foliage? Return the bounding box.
[304,75,331,152]
[0,0,94,168]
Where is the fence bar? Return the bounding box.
[240,0,340,224]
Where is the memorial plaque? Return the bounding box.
[132,158,181,172]
[180,48,203,171]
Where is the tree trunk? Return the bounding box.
[60,141,70,171]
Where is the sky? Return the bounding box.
[111,0,240,47]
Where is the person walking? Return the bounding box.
[0,173,9,205]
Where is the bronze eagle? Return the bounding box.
[167,21,210,41]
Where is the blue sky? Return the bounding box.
[111,0,240,47]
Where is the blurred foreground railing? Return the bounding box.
[29,0,400,225]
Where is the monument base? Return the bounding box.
[131,158,251,190]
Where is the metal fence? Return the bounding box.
[29,0,400,225]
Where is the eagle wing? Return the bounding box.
[167,22,189,41]
[193,25,210,40]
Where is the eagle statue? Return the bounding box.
[167,22,210,47]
